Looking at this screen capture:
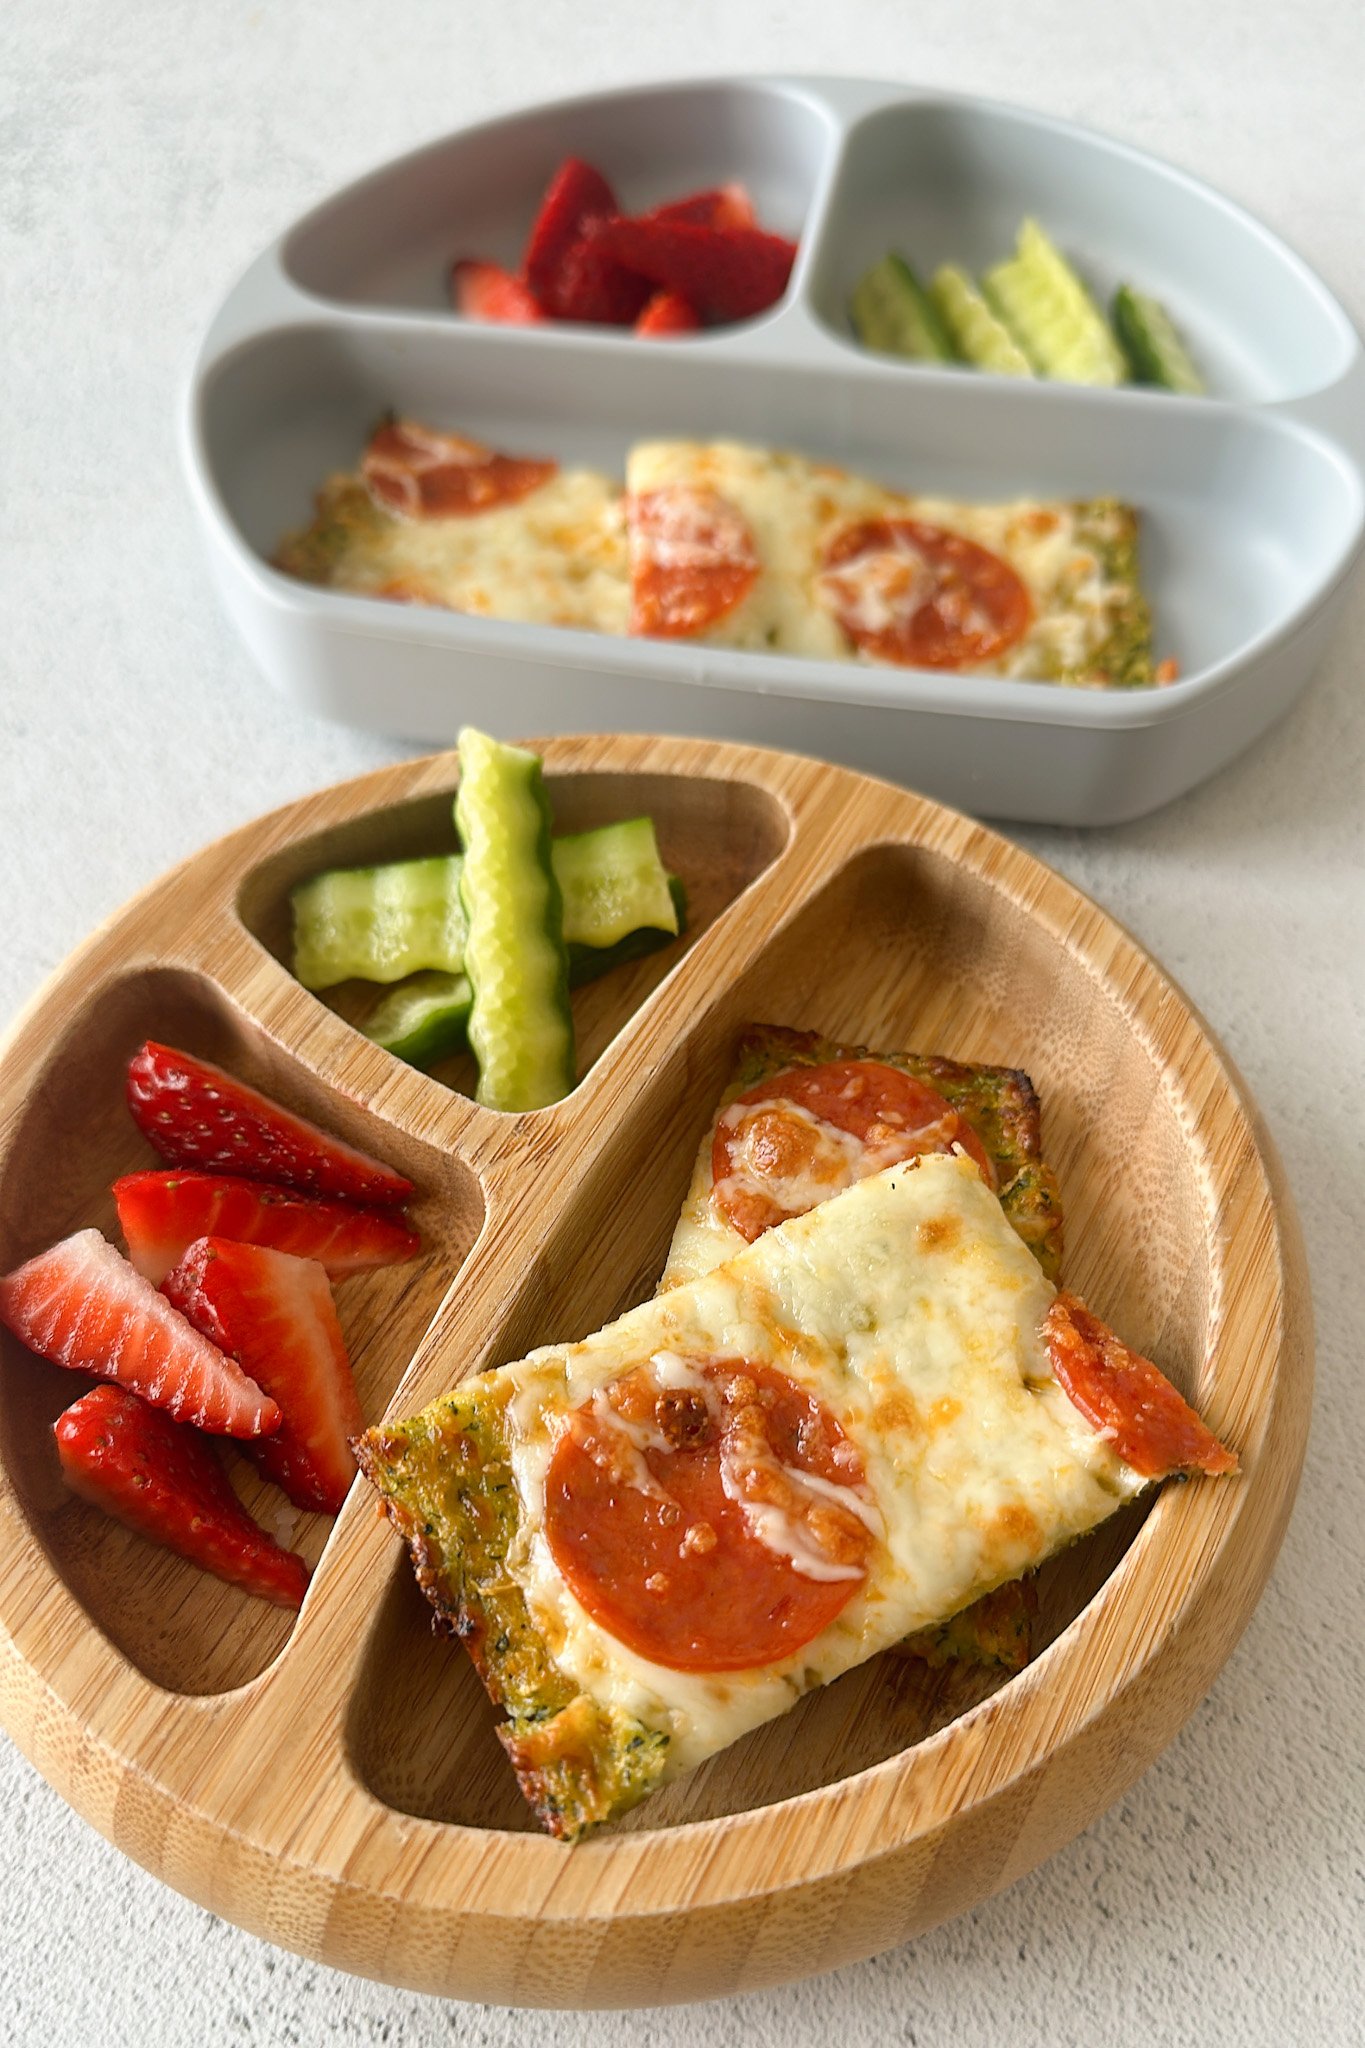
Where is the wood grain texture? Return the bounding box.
[0,735,1311,2006]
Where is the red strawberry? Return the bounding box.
[635,288,702,337]
[451,259,544,324]
[649,183,757,231]
[522,156,618,309]
[114,1171,421,1286]
[587,218,797,323]
[0,1229,279,1437]
[164,1238,364,1516]
[552,234,653,324]
[55,1385,309,1608]
[126,1041,414,1206]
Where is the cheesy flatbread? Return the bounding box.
[625,439,1157,685]
[661,1024,1062,1291]
[357,1153,1234,1841]
[659,1025,1063,1675]
[275,419,629,633]
[276,418,1163,687]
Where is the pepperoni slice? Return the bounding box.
[818,517,1032,669]
[361,419,557,520]
[628,484,759,637]
[544,1355,876,1672]
[712,1059,997,1243]
[1043,1293,1238,1480]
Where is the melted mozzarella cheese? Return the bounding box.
[627,440,884,658]
[625,440,1140,681]
[280,468,630,634]
[710,1095,965,1235]
[662,1120,760,1290]
[495,1154,1145,1777]
[712,1098,866,1220]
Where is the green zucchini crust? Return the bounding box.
[354,1386,668,1843]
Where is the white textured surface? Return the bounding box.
[3,2,1364,2041]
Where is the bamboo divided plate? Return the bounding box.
[0,735,1310,2007]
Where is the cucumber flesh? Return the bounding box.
[983,220,1127,386]
[292,818,679,992]
[365,972,473,1066]
[365,880,689,1073]
[930,266,1034,376]
[568,876,688,990]
[455,727,575,1113]
[551,817,679,949]
[850,254,957,362]
[1112,285,1204,394]
[291,857,466,990]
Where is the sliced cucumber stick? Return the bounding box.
[567,875,688,991]
[293,818,679,993]
[455,727,574,1113]
[365,972,473,1066]
[363,880,689,1073]
[1113,285,1204,394]
[983,219,1127,386]
[930,266,1034,376]
[292,856,466,990]
[850,254,958,362]
[551,817,678,949]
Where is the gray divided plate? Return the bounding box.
[182,75,1365,825]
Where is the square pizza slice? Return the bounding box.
[357,1153,1234,1842]
[660,1024,1063,1673]
[662,1023,1063,1290]
[624,438,1159,686]
[275,417,630,633]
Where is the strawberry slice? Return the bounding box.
[552,234,653,324]
[451,259,544,324]
[587,218,797,323]
[126,1041,414,1206]
[164,1238,364,1515]
[523,156,618,309]
[55,1385,309,1608]
[649,183,757,231]
[0,1229,279,1436]
[114,1171,421,1286]
[635,288,702,337]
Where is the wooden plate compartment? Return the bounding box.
[0,737,1310,2005]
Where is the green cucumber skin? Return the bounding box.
[292,818,679,993]
[455,729,575,1113]
[366,972,474,1066]
[1112,285,1205,394]
[567,876,687,990]
[366,879,689,1072]
[850,254,957,363]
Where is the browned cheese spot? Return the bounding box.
[871,1387,923,1439]
[989,1502,1043,1549]
[917,1213,961,1253]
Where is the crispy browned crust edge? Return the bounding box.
[894,1574,1039,1673]
[353,1414,669,1843]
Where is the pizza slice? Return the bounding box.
[660,1024,1062,1674]
[275,418,630,633]
[662,1023,1062,1290]
[356,1152,1235,1842]
[624,438,1159,686]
